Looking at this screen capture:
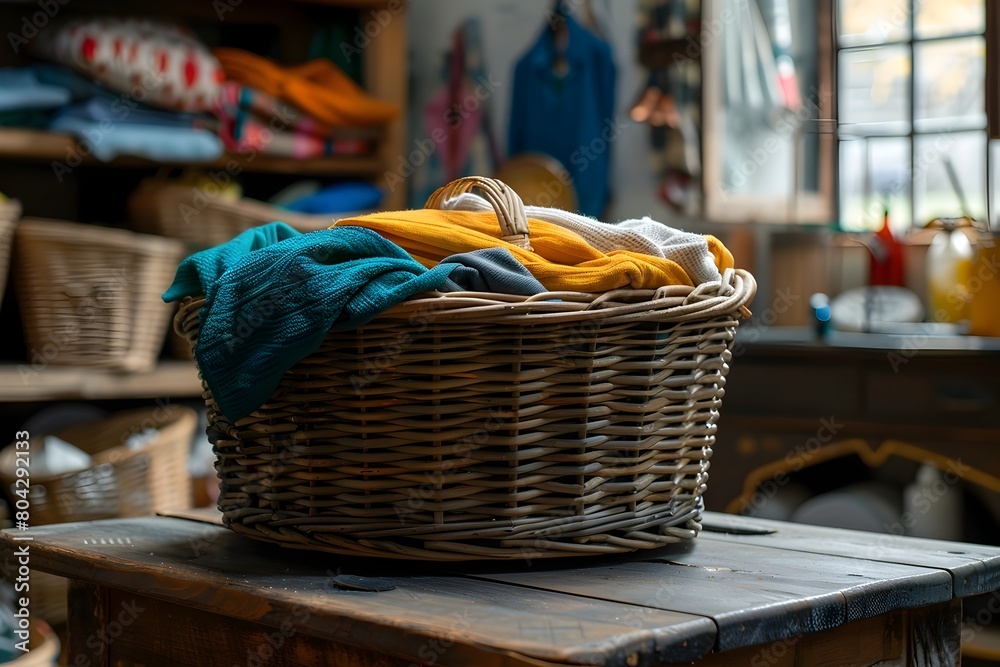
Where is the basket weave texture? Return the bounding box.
[177,177,756,560]
[14,219,184,372]
[129,181,343,247]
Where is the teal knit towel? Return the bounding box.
[163,223,457,421]
[163,221,302,302]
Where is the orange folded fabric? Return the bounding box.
[332,210,703,292]
[213,48,398,130]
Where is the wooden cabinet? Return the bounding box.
[710,328,1000,519]
[0,0,408,209]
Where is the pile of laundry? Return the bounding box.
[163,195,733,421]
[0,17,396,162]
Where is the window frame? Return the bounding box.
[701,0,837,224]
[834,0,990,232]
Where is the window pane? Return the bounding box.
[838,0,909,47]
[916,0,985,39]
[720,109,800,197]
[839,137,911,233]
[717,0,826,200]
[914,132,987,226]
[914,37,986,133]
[839,46,910,132]
[839,140,867,230]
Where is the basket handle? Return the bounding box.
[425,177,532,251]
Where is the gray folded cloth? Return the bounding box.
[439,247,546,296]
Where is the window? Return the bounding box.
[702,0,836,224]
[836,0,988,234]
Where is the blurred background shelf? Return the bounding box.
[964,623,1000,665]
[0,128,384,177]
[0,361,202,402]
[638,37,700,68]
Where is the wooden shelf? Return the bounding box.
[0,0,409,411]
[1,361,203,402]
[0,128,383,177]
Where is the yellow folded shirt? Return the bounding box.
[333,210,711,292]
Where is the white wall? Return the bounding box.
[406,0,675,223]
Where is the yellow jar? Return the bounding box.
[969,234,1000,337]
[926,223,974,323]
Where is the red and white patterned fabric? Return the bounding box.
[32,18,223,111]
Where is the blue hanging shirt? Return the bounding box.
[508,15,616,218]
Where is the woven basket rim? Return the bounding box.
[16,217,185,255]
[131,182,346,233]
[177,268,756,328]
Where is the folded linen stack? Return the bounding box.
[0,63,223,162]
[211,48,398,159]
[0,20,397,163]
[163,200,734,422]
[213,82,378,160]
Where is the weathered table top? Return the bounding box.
[4,511,1000,666]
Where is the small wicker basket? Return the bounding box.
[128,180,347,248]
[1,405,196,526]
[0,405,196,625]
[177,177,756,561]
[13,219,184,372]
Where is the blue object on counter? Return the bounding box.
[810,292,831,339]
[282,182,383,215]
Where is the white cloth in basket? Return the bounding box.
[441,193,722,284]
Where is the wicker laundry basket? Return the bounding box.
[176,177,756,561]
[128,180,352,247]
[13,219,184,372]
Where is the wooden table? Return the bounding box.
[4,511,1000,667]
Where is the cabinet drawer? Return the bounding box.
[866,370,1000,426]
[725,362,862,416]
